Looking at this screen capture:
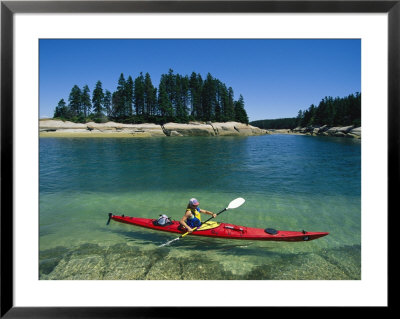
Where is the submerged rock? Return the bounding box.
[145,257,183,280]
[39,242,235,280]
[39,242,360,280]
[243,245,361,280]
[103,253,153,280]
[39,246,70,277]
[180,256,234,280]
[318,244,361,279]
[45,255,106,280]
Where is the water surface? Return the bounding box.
[39,134,361,280]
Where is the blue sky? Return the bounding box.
[39,39,360,122]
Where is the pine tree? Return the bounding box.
[111,91,119,117]
[350,92,361,126]
[158,75,173,120]
[152,87,158,116]
[174,74,190,122]
[53,98,69,118]
[92,81,104,115]
[217,83,228,122]
[226,87,235,121]
[134,73,145,116]
[201,73,217,121]
[68,85,82,117]
[81,85,92,118]
[296,110,303,127]
[104,90,112,117]
[114,73,126,117]
[144,73,157,116]
[189,72,200,118]
[234,94,249,124]
[214,80,224,122]
[125,76,134,116]
[165,69,176,113]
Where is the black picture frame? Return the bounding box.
[1,1,395,317]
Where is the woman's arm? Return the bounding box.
[180,211,193,232]
[200,209,217,218]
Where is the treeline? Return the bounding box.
[53,69,249,124]
[296,92,361,128]
[250,118,298,130]
[250,93,361,129]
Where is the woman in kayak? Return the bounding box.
[180,198,216,233]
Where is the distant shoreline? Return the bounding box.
[265,126,361,139]
[265,129,304,135]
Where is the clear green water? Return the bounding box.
[39,135,361,280]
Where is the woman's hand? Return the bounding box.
[205,210,217,218]
[186,227,193,233]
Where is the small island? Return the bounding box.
[41,69,266,137]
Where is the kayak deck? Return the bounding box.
[109,214,329,242]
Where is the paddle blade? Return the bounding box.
[159,237,180,247]
[227,197,245,210]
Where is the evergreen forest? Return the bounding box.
[251,93,361,129]
[53,69,249,124]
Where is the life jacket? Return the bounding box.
[185,207,202,228]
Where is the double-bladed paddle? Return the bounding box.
[159,197,245,247]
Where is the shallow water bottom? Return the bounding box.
[39,190,360,280]
[39,240,360,280]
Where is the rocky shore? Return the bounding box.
[39,120,361,139]
[267,125,361,139]
[39,120,268,137]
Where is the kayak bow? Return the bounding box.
[108,213,329,242]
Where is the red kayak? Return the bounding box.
[108,214,329,242]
